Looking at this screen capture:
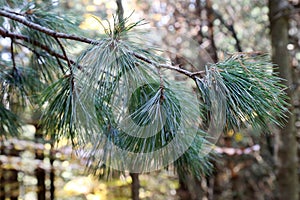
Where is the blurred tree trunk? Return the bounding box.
[177,175,203,200]
[35,125,46,200]
[7,146,19,200]
[205,0,218,62]
[7,102,20,200]
[50,143,55,200]
[31,111,46,200]
[130,173,140,200]
[269,1,299,200]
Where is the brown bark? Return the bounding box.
[50,144,55,200]
[35,125,46,200]
[269,1,299,199]
[205,0,218,62]
[177,175,203,200]
[7,146,19,200]
[116,0,124,27]
[130,173,140,200]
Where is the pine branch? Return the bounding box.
[0,9,207,78]
[1,15,287,131]
[116,0,124,29]
[0,7,288,177]
[15,41,65,74]
[0,9,96,44]
[0,27,82,70]
[10,39,16,69]
[54,37,72,73]
[131,51,206,79]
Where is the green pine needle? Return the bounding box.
[40,75,77,143]
[71,21,212,175]
[35,18,289,179]
[197,54,288,133]
[0,103,21,137]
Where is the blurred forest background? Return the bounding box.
[0,0,300,200]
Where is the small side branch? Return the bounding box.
[116,0,124,29]
[54,38,71,73]
[15,41,65,74]
[0,27,81,70]
[10,39,16,69]
[0,9,97,44]
[131,51,206,79]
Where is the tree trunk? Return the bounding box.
[50,143,55,200]
[177,175,203,200]
[205,0,218,62]
[130,173,140,200]
[7,146,19,200]
[35,125,46,200]
[269,1,299,200]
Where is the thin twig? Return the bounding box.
[163,49,200,71]
[0,27,81,70]
[15,41,65,74]
[10,39,16,69]
[54,38,72,73]
[54,55,66,74]
[116,0,124,29]
[0,9,98,44]
[1,8,25,16]
[157,67,165,102]
[131,51,206,79]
